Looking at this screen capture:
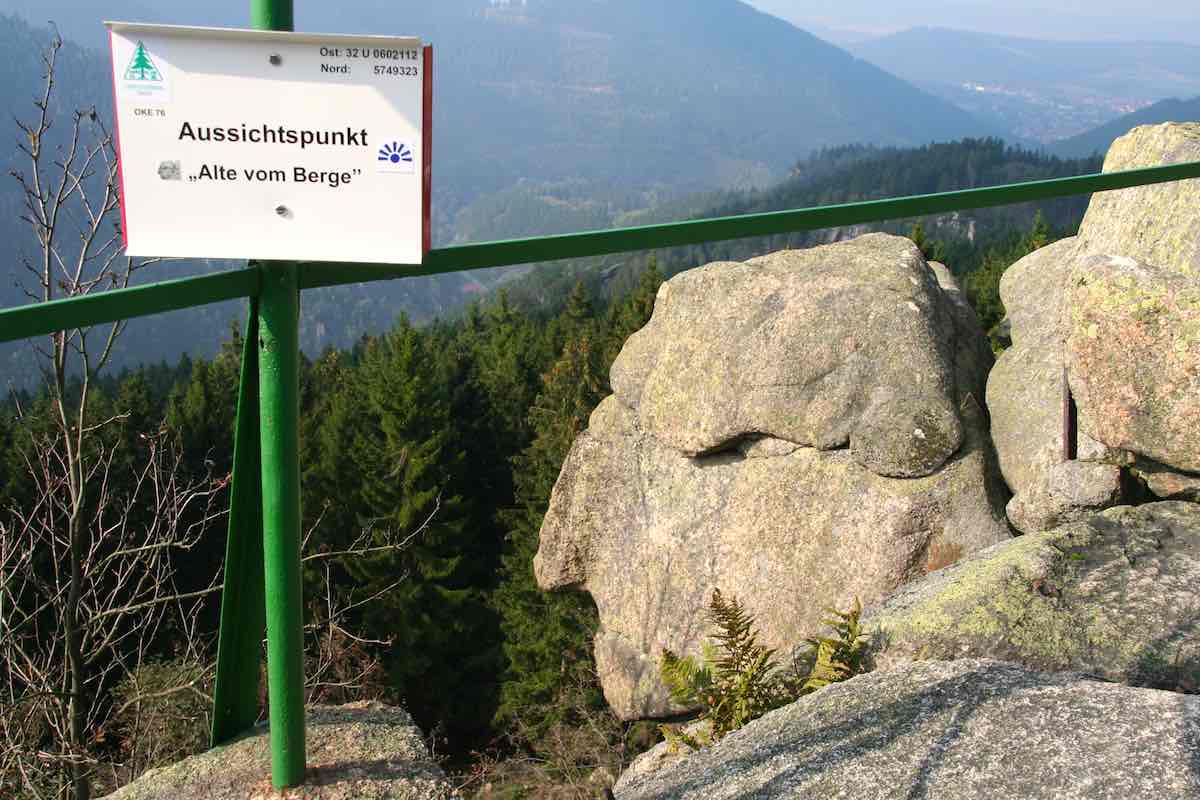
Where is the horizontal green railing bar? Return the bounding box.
[298,160,1200,288]
[2,159,1198,339]
[0,267,261,344]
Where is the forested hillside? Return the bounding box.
[494,138,1101,323]
[0,15,102,292]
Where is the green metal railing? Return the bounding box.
[5,159,1200,344]
[1,0,1198,788]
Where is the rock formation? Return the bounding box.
[102,702,458,800]
[613,659,1200,799]
[609,235,972,477]
[1075,123,1200,274]
[602,121,1200,796]
[987,122,1200,532]
[536,233,1011,719]
[985,236,1126,532]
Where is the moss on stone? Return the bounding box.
[865,504,1200,690]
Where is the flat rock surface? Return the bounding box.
[863,502,1200,690]
[614,659,1200,800]
[102,703,457,800]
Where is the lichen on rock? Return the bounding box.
[862,502,1200,691]
[1067,254,1200,474]
[986,122,1200,530]
[614,659,1200,800]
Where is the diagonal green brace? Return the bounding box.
[211,298,267,747]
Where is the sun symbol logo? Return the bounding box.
[378,142,413,165]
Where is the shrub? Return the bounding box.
[108,658,212,783]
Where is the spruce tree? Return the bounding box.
[491,263,666,737]
[314,320,497,745]
[493,329,608,736]
[468,291,551,453]
[603,258,663,374]
[302,349,369,557]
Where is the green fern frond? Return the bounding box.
[708,589,778,681]
[796,597,866,693]
[659,722,709,754]
[660,648,712,707]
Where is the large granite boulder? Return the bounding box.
[1076,122,1200,275]
[102,703,457,800]
[536,235,1011,720]
[610,233,965,478]
[613,659,1200,800]
[985,238,1126,533]
[862,502,1200,691]
[986,123,1200,530]
[1067,254,1200,474]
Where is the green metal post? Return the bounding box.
[257,261,305,787]
[252,0,304,788]
[252,0,292,31]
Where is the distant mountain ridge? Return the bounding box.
[848,26,1200,144]
[496,138,1104,313]
[850,26,1200,97]
[2,0,1001,199]
[351,0,1002,202]
[1048,97,1200,158]
[0,2,1004,387]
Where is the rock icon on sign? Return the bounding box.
[158,160,181,180]
[377,141,415,174]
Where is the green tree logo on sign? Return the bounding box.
[124,41,162,82]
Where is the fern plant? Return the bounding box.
[659,589,865,750]
[785,597,866,695]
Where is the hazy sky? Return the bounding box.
[745,0,1200,44]
[2,1,1198,49]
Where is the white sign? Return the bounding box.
[106,23,428,265]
